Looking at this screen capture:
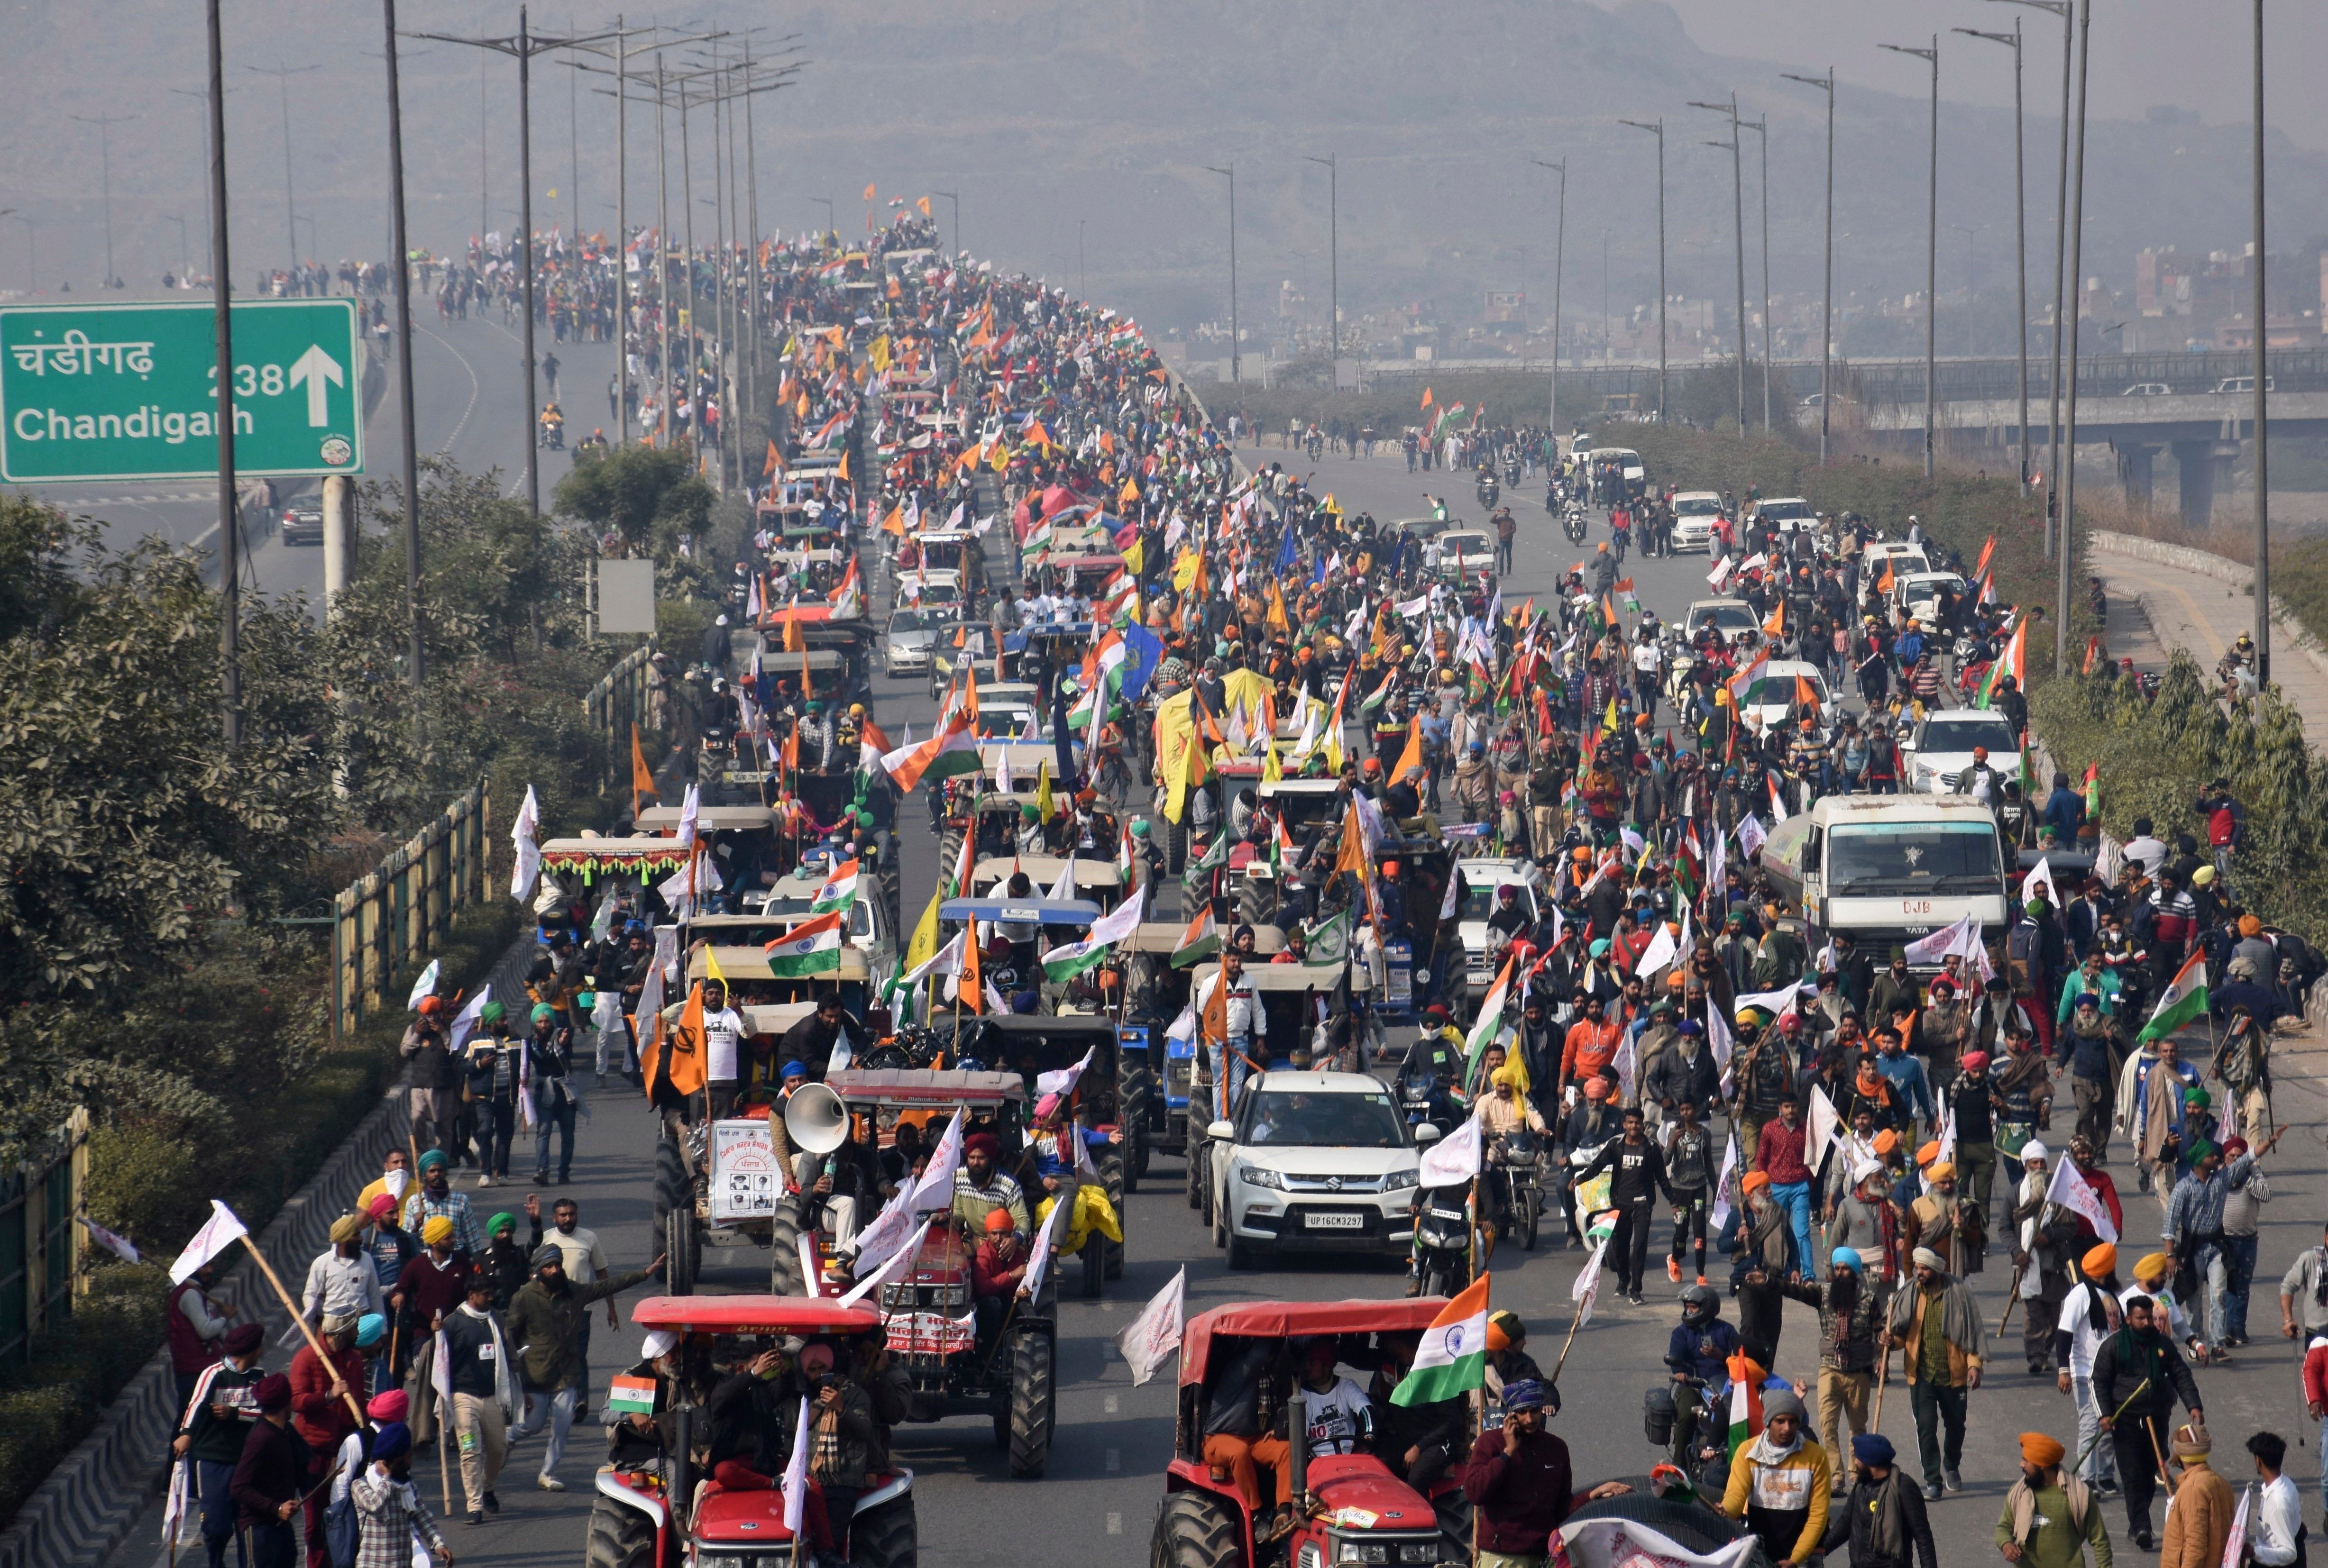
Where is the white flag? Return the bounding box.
[908,1109,966,1213]
[1021,1192,1067,1300]
[1735,979,1814,1017]
[1736,813,1767,863]
[838,1231,919,1307]
[1570,1231,1612,1327]
[779,1394,813,1532]
[675,782,702,847]
[169,1200,249,1285]
[81,1215,141,1263]
[407,958,442,1012]
[1612,1028,1637,1103]
[1047,855,1078,903]
[1708,1132,1742,1233]
[2044,1152,2118,1243]
[1036,1047,1095,1100]
[431,1326,455,1411]
[1633,921,1677,979]
[1418,1113,1482,1188]
[902,930,966,989]
[510,784,543,903]
[2219,1486,2251,1568]
[2021,855,2057,908]
[1807,1084,1842,1174]
[449,984,493,1052]
[848,1188,924,1278]
[1904,913,1978,968]
[162,1459,192,1547]
[1115,1267,1185,1386]
[827,1024,854,1075]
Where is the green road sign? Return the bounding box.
[0,299,363,483]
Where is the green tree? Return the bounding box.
[555,441,714,558]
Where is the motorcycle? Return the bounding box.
[1642,1358,1735,1500]
[1476,471,1501,511]
[1503,454,1521,487]
[1408,1173,1476,1298]
[1396,1060,1461,1137]
[1561,502,1589,545]
[1486,1131,1542,1249]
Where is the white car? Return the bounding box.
[1436,529,1496,583]
[1751,497,1817,535]
[1685,597,1760,647]
[884,606,943,676]
[1456,858,1545,996]
[1902,708,2024,795]
[1892,572,1966,630]
[1861,541,1930,578]
[1735,659,1838,733]
[1208,1071,1420,1269]
[1668,491,1724,554]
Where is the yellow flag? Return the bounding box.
[989,442,1009,473]
[1036,759,1054,823]
[1172,547,1201,594]
[902,883,943,973]
[704,946,728,987]
[1261,738,1283,784]
[1123,537,1146,576]
[870,334,892,371]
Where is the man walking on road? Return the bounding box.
[1822,1433,1936,1568]
[174,1321,268,1568]
[1887,1247,1984,1500]
[2091,1295,2203,1550]
[1992,1431,2110,1568]
[440,1275,517,1525]
[230,1375,306,1568]
[504,1243,657,1491]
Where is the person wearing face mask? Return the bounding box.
[1721,1388,1832,1566]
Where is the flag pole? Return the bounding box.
[1549,1295,1590,1387]
[438,1380,455,1516]
[237,1236,369,1427]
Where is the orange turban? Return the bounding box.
[1740,1171,1772,1196]
[2018,1432,2067,1468]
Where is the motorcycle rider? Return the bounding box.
[1478,1064,1549,1238]
[1557,1078,1623,1249]
[1665,1285,1744,1475]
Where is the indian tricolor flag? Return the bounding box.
[810,857,860,914]
[883,712,980,792]
[1389,1276,1489,1408]
[1975,615,2026,711]
[764,911,847,978]
[1040,893,1146,985]
[2136,950,2209,1045]
[606,1375,658,1415]
[1463,954,1516,1085]
[1168,906,1219,969]
[1725,1350,1767,1459]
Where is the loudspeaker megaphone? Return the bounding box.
[784,1082,849,1155]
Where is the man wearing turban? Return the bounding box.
[1995,1431,2109,1568]
[1885,1247,1984,1501]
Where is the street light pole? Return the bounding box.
[2056,0,2090,674]
[2251,0,2270,685]
[1958,23,2030,492]
[1618,119,1666,421]
[1781,69,1836,465]
[1741,115,1772,430]
[1951,224,1987,356]
[1203,164,1239,384]
[377,0,426,717]
[934,190,959,258]
[1992,0,2072,548]
[205,0,238,748]
[1531,158,1567,434]
[242,65,318,276]
[66,112,138,289]
[1879,40,1940,479]
[1305,153,1337,375]
[1688,97,1748,430]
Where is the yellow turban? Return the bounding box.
[2132,1252,2172,1285]
[422,1216,456,1247]
[1490,1063,1523,1091]
[1926,1160,1956,1182]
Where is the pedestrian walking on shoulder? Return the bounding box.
[1993,1430,2110,1568]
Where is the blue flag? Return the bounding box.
[1117,624,1164,705]
[1274,525,1299,574]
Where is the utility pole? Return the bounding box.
[1304,152,1337,376]
[1688,96,1749,431]
[1741,115,1772,430]
[1618,119,1666,421]
[1879,39,1941,479]
[1202,164,1239,384]
[934,190,959,258]
[205,0,238,748]
[66,112,139,289]
[2056,0,2090,674]
[1531,158,1567,435]
[2251,0,2270,685]
[1958,22,2031,493]
[1781,69,1836,465]
[378,0,426,718]
[412,11,621,515]
[243,65,317,276]
[1991,1,2072,548]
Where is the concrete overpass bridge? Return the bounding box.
[1861,392,2328,525]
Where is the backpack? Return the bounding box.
[2006,921,2042,997]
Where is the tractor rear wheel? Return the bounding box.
[1006,1332,1054,1478]
[584,1491,656,1568]
[1152,1490,1243,1568]
[1101,1155,1127,1281]
[1432,1493,1472,1566]
[768,1199,807,1297]
[664,1206,698,1295]
[1117,1064,1154,1187]
[850,1493,919,1568]
[652,1137,688,1226]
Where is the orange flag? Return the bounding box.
[1763,599,1786,637]
[962,926,983,1013]
[1186,728,1210,789]
[782,606,806,653]
[631,723,658,815]
[1795,675,1818,710]
[763,439,783,477]
[1393,717,1425,783]
[801,647,815,701]
[1878,563,1895,593]
[917,196,932,216]
[837,448,852,482]
[664,983,707,1097]
[862,182,876,201]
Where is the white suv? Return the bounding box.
[1668,491,1723,554]
[1207,1072,1420,1269]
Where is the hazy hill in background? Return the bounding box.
[2,0,2321,349]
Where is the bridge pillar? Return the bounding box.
[2118,444,2156,510]
[2172,439,2217,526]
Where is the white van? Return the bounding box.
[1760,794,2010,959]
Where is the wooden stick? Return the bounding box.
[1549,1296,1590,1388]
[1998,1262,2026,1336]
[238,1237,368,1428]
[438,1386,455,1518]
[1870,1342,1888,1434]
[2074,1377,2151,1477]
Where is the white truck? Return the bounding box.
[1759,793,2009,962]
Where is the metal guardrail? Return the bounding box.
[585,644,656,798]
[0,1110,89,1378]
[332,783,489,1038]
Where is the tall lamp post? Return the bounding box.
[1951,223,1988,356]
[1617,119,1666,421]
[1957,21,2032,493]
[2249,0,2270,683]
[242,65,318,275]
[1879,39,1940,478]
[1741,114,1772,430]
[1304,153,1337,377]
[1202,164,1240,384]
[1992,0,2072,548]
[933,190,959,257]
[1531,158,1567,436]
[2055,0,2091,673]
[65,112,139,289]
[1781,69,1836,465]
[1688,96,1749,431]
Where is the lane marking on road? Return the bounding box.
[1103,1395,1119,1413]
[415,324,482,457]
[1106,1514,1123,1535]
[1106,1449,1121,1471]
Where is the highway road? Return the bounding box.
[107,435,2328,1568]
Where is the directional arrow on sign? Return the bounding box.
[286,344,344,427]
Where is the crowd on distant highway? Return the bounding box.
[155,209,2328,1568]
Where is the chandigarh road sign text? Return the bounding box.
[0,299,363,483]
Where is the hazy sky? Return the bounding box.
[1613,0,2328,153]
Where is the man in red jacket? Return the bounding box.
[287,1318,364,1568]
[1459,1380,1628,1566]
[1754,1096,1815,1285]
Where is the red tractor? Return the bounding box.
[585,1296,917,1568]
[1152,1299,1475,1568]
